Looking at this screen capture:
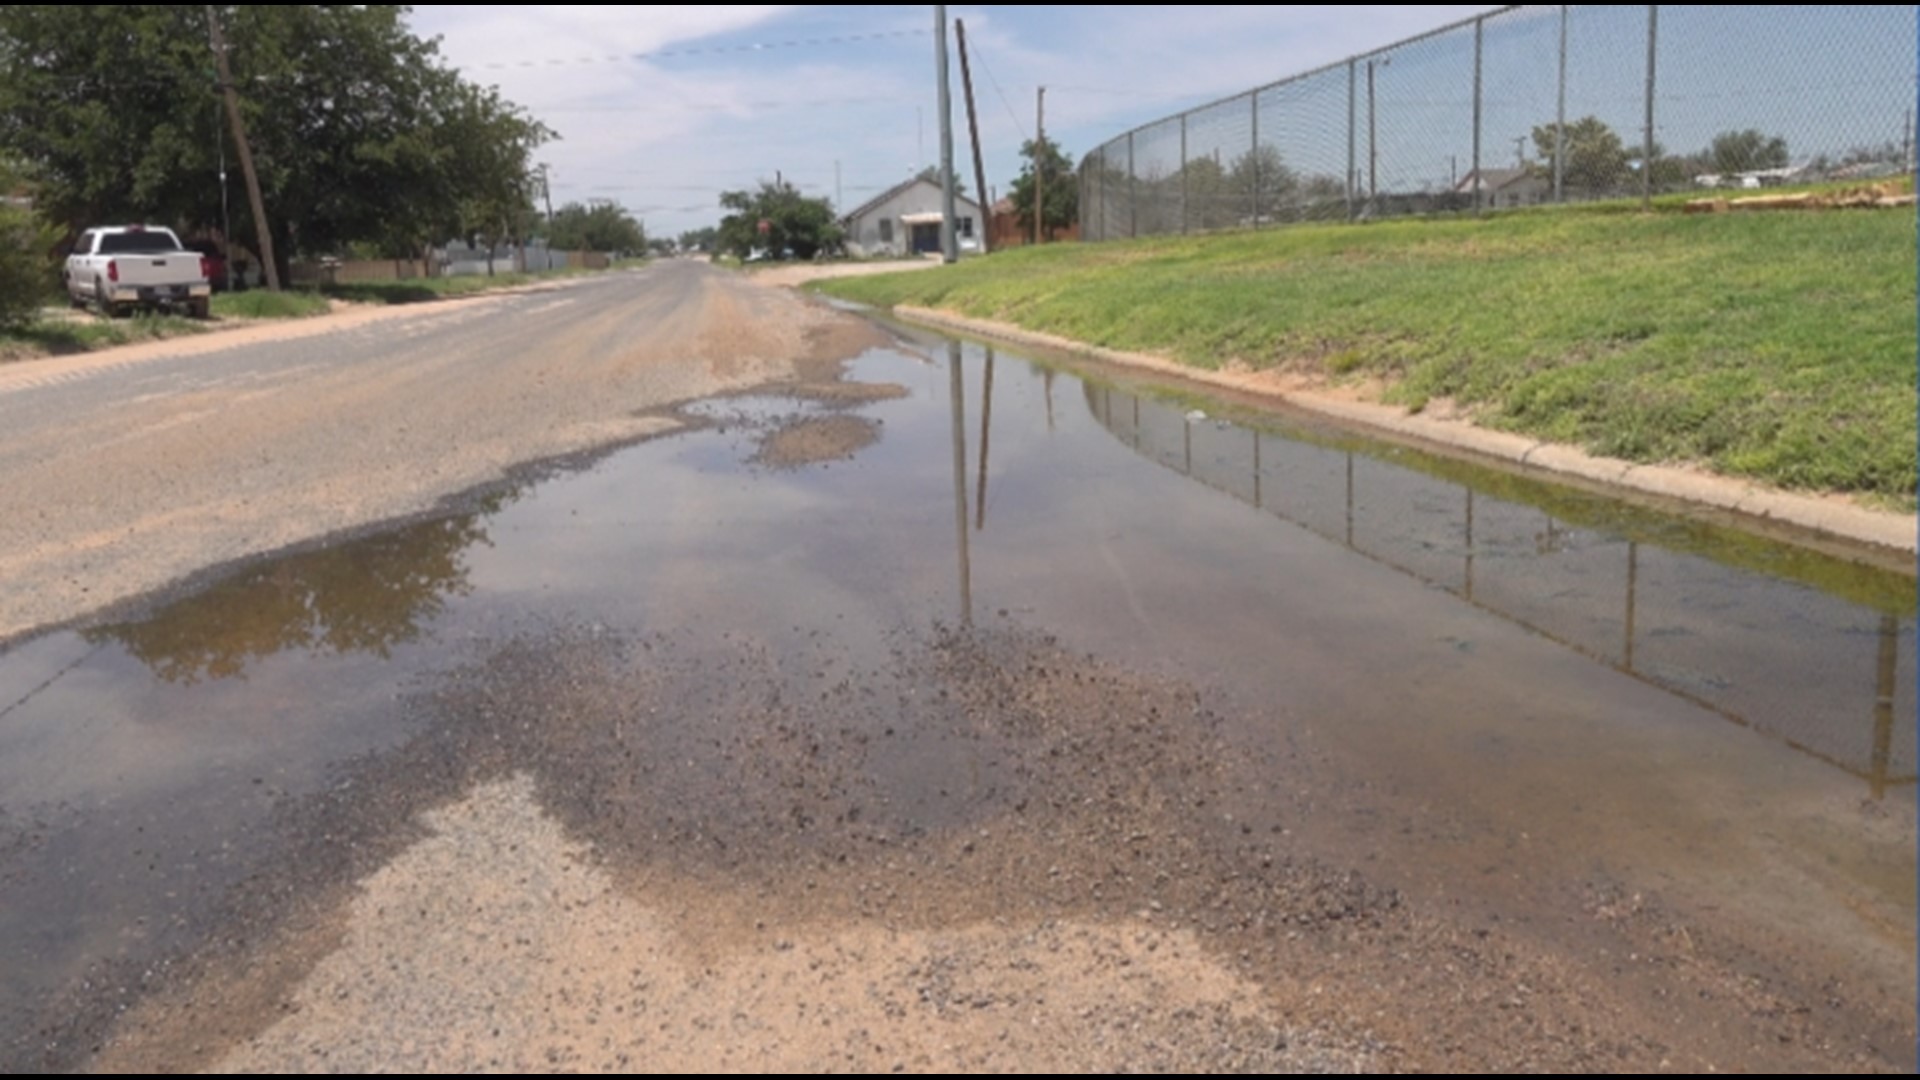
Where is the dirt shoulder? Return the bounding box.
[890,304,1918,561]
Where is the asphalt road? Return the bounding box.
[0,261,885,644]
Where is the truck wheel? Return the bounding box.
[92,280,113,319]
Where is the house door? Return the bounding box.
[910,222,941,254]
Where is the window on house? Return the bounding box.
[878,218,894,245]
[958,216,974,239]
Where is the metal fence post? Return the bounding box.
[1472,16,1485,214]
[1346,60,1358,221]
[1250,92,1261,228]
[1180,114,1189,234]
[1643,5,1658,209]
[1081,156,1091,242]
[1128,130,1138,238]
[1555,5,1568,203]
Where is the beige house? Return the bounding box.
[1453,167,1550,208]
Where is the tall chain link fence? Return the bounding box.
[1081,5,1919,241]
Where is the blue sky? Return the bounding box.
[408,5,1917,237]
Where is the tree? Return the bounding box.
[0,6,552,282]
[716,180,842,260]
[1006,135,1077,239]
[1530,115,1633,193]
[542,200,645,254]
[912,165,966,198]
[678,226,719,253]
[1228,144,1298,223]
[1178,153,1233,230]
[0,162,56,328]
[1709,129,1789,175]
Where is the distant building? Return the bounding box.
[841,176,984,258]
[1452,167,1550,208]
[990,196,1080,247]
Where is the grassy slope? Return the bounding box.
[820,205,1918,501]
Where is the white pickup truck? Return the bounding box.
[65,225,213,319]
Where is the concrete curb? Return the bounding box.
[893,304,1919,560]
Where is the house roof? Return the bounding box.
[841,176,982,223]
[1455,167,1539,193]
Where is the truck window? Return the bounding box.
[98,231,182,255]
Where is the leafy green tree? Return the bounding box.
[0,6,551,282]
[1228,144,1297,223]
[1006,135,1077,240]
[1709,129,1789,175]
[0,163,56,328]
[543,199,645,254]
[912,165,966,198]
[1530,115,1633,193]
[678,226,719,253]
[716,180,842,260]
[1178,153,1233,230]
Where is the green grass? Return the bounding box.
[0,265,623,361]
[214,290,331,319]
[320,265,612,306]
[819,199,1919,502]
[0,309,205,360]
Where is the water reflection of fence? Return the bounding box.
[1085,381,1917,797]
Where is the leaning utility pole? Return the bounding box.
[934,6,959,263]
[955,18,992,254]
[207,5,279,291]
[1034,86,1047,244]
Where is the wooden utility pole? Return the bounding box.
[539,164,555,271]
[955,19,992,254]
[1034,86,1046,244]
[206,5,280,291]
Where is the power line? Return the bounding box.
[966,38,1029,141]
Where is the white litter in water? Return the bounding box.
[1185,410,1208,423]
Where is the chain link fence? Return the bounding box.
[1081,5,1919,241]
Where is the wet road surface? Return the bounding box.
[0,321,1913,1071]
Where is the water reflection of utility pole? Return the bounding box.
[1044,369,1056,433]
[948,341,972,627]
[1871,614,1897,800]
[1623,541,1639,672]
[1464,488,1475,601]
[976,349,995,531]
[1132,396,1140,448]
[1253,432,1262,510]
[1345,452,1356,548]
[1184,416,1193,475]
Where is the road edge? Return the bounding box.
[891,303,1919,560]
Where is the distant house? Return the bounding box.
[841,176,984,258]
[1452,167,1550,208]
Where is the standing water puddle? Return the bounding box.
[0,331,1913,1068]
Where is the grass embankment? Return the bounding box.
[819,200,1918,502]
[0,266,620,362]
